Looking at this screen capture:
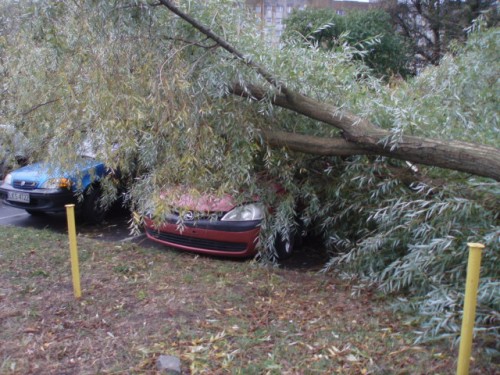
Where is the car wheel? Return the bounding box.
[82,185,106,224]
[275,233,295,260]
[25,209,45,216]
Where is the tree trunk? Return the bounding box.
[233,84,500,180]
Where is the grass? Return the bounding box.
[0,225,496,374]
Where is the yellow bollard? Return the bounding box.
[456,242,484,375]
[65,204,81,299]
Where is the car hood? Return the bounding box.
[160,188,237,212]
[9,159,104,183]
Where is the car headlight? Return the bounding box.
[40,178,72,189]
[221,203,264,221]
[3,173,12,185]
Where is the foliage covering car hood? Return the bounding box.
[160,188,237,212]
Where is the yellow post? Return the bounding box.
[65,204,81,299]
[456,242,484,375]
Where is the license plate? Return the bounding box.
[7,191,30,203]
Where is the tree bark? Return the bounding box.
[158,0,500,181]
[261,130,376,156]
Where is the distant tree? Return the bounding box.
[382,0,499,67]
[282,8,411,78]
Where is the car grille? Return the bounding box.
[172,211,224,221]
[13,180,38,190]
[146,228,247,252]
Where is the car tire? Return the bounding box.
[275,233,295,260]
[25,209,45,216]
[82,185,106,224]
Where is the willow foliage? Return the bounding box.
[1,1,498,347]
[322,26,499,347]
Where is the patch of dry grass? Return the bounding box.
[0,226,495,374]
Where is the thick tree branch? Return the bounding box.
[261,130,375,156]
[233,84,500,180]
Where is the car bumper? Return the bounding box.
[144,216,261,258]
[0,185,77,213]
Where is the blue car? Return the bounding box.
[0,157,109,223]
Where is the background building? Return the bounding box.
[245,0,376,42]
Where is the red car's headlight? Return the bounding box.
[221,203,264,221]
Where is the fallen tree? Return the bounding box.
[2,0,498,346]
[158,0,500,181]
[154,0,499,347]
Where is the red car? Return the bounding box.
[144,189,297,259]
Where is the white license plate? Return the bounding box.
[7,191,30,203]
